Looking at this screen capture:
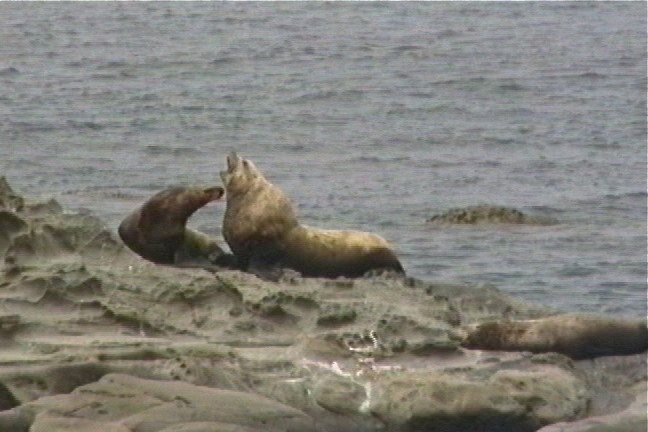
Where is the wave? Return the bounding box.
[211,56,238,66]
[577,72,607,79]
[8,120,58,133]
[542,72,608,80]
[392,45,422,53]
[282,144,306,152]
[288,89,365,104]
[497,82,526,92]
[350,156,410,163]
[577,191,647,208]
[603,191,647,200]
[66,120,105,131]
[0,66,20,76]
[96,60,130,69]
[143,145,203,157]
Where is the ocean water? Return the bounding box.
[1,2,646,317]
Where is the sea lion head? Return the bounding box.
[220,152,264,198]
[142,186,224,229]
[118,185,225,265]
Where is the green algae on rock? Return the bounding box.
[427,205,559,225]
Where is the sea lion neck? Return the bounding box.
[119,186,229,267]
[225,179,266,202]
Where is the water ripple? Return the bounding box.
[0,1,644,318]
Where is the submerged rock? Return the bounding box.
[427,205,559,225]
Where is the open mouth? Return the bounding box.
[226,152,240,173]
[221,152,239,186]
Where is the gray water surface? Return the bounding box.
[1,2,646,317]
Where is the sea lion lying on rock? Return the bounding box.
[118,186,237,269]
[461,314,648,359]
[220,152,405,278]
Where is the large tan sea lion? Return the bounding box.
[220,152,404,278]
[118,186,237,269]
[461,314,648,359]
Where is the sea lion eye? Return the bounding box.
[242,160,249,168]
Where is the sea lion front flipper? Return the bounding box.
[172,244,239,271]
[172,228,232,269]
[246,246,293,281]
[209,252,239,270]
[173,228,240,270]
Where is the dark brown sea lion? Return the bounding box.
[220,152,404,278]
[461,314,648,359]
[118,186,237,269]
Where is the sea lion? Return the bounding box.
[461,314,648,359]
[220,152,404,278]
[118,186,237,269]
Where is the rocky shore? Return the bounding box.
[0,178,645,432]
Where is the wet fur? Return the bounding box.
[221,153,404,278]
[118,186,236,268]
[461,314,648,359]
